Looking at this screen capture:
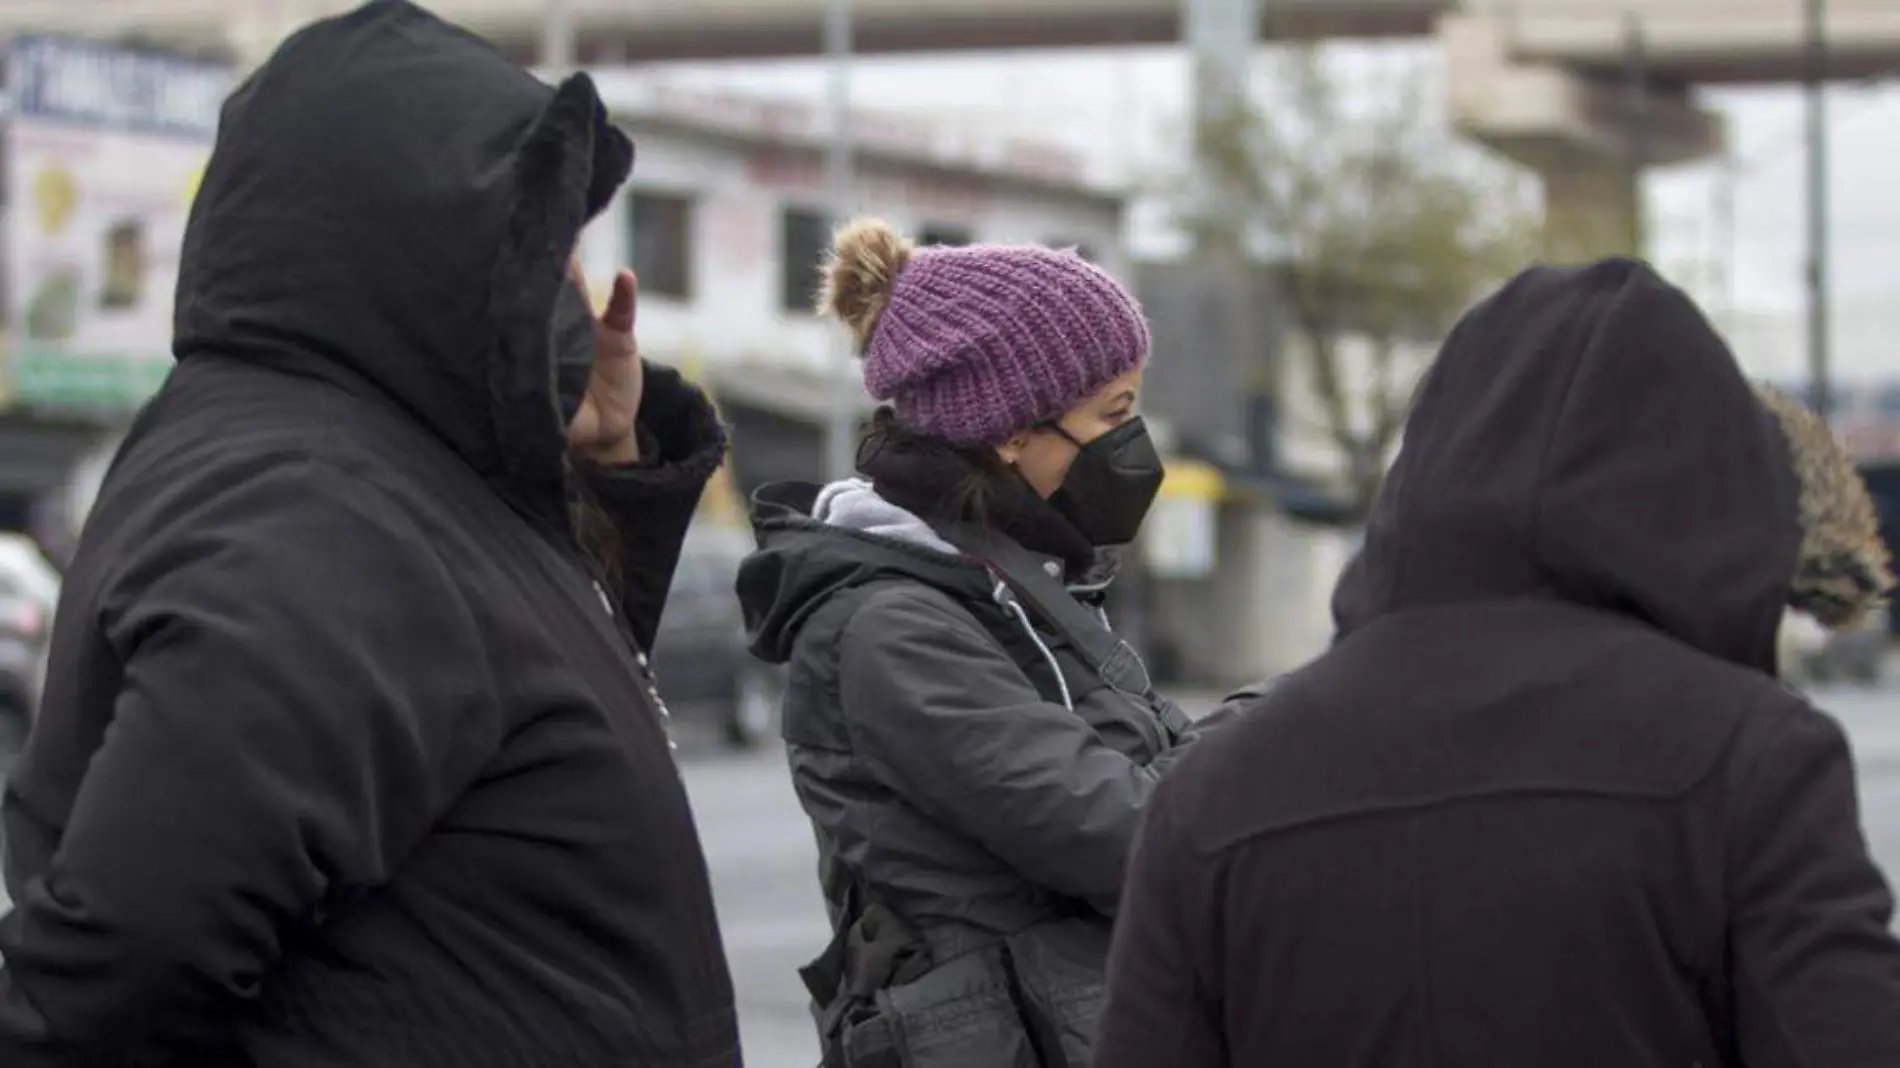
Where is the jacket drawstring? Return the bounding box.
[991,577,1074,711]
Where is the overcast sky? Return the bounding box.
[653,44,1900,328]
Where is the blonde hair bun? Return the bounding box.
[818,217,914,346]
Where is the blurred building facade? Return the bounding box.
[0,36,232,559]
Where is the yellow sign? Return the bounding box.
[31,165,77,235]
[1159,458,1224,502]
[182,163,206,208]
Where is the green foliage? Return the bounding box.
[1185,49,1539,511]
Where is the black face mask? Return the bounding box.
[1048,417,1165,547]
[549,277,596,425]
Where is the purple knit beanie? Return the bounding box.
[817,218,1150,446]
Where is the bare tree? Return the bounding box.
[1185,49,1540,513]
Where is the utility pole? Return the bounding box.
[1711,149,1738,333]
[821,0,858,481]
[541,0,573,73]
[1183,0,1265,472]
[1622,9,1648,257]
[1185,0,1259,226]
[1804,0,1832,426]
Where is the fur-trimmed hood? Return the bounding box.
[1756,385,1894,627]
[172,0,631,524]
[1333,260,1892,675]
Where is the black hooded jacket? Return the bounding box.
[1095,261,1900,1068]
[0,4,737,1066]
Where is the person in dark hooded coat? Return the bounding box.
[1093,259,1900,1068]
[0,4,738,1065]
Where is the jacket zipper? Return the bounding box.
[515,496,678,754]
[593,579,678,755]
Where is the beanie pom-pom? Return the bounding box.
[819,218,914,347]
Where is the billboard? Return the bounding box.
[4,36,232,410]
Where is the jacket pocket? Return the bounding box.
[868,948,1042,1068]
[999,919,1111,1068]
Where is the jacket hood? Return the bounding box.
[1757,384,1894,628]
[737,480,991,664]
[173,0,632,522]
[1333,259,1802,673]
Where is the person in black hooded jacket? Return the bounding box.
[0,3,738,1066]
[1094,259,1900,1068]
[736,219,1250,1068]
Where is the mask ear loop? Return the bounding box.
[1020,419,1093,505]
[1037,418,1085,450]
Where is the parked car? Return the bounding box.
[0,533,59,769]
[1781,607,1889,689]
[653,524,781,749]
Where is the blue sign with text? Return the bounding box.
[8,35,232,140]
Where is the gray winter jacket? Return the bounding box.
[736,480,1230,1068]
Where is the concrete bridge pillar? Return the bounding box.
[1540,153,1644,262]
[1441,13,1723,264]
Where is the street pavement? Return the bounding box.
[1837,686,1900,886]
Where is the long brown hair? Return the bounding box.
[855,407,1018,527]
[568,471,623,590]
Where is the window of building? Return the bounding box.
[626,190,693,300]
[780,206,832,314]
[918,223,974,247]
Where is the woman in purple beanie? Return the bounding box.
[735,220,1243,1068]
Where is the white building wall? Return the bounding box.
[573,124,1128,379]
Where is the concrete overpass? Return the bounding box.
[6,0,1900,257]
[0,0,1450,62]
[1445,0,1900,256]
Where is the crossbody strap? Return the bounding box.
[938,526,1194,737]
